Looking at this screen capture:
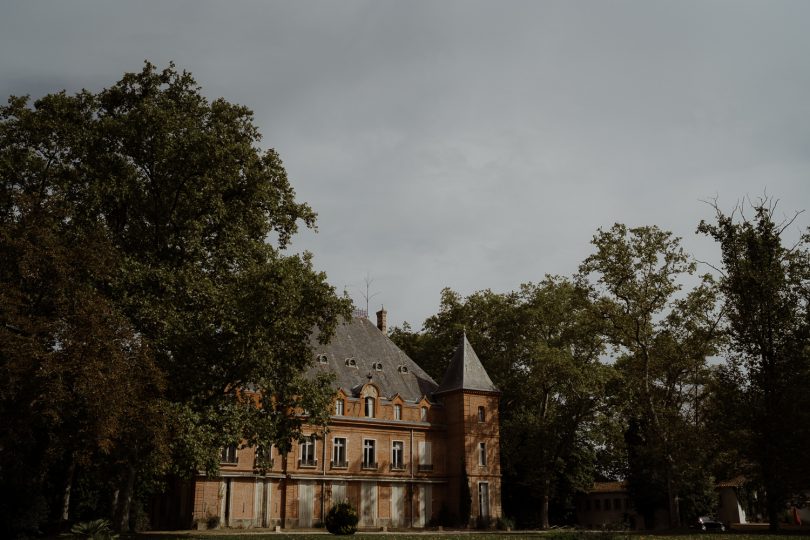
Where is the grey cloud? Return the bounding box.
[3,0,810,327]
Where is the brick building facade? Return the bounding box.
[158,310,502,530]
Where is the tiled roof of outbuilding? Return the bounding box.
[306,316,438,402]
[434,333,499,395]
[587,481,628,493]
[716,475,746,488]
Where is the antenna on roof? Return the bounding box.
[356,273,380,317]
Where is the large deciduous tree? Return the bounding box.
[579,224,721,528]
[699,200,810,530]
[391,278,612,528]
[0,62,350,535]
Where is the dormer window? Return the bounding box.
[373,362,383,371]
[365,397,375,418]
[361,384,378,418]
[345,358,357,368]
[420,406,428,421]
[398,365,409,373]
[317,354,328,364]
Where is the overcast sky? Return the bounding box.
[3,1,809,328]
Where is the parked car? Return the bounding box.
[697,516,726,532]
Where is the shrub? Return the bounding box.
[70,519,119,540]
[496,515,515,530]
[475,514,492,529]
[431,503,459,527]
[325,501,359,535]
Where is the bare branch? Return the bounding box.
[695,259,727,278]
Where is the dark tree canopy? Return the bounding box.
[699,200,810,530]
[579,224,721,528]
[0,62,350,535]
[391,277,613,528]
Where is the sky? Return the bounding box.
[3,1,809,328]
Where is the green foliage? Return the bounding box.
[0,61,350,534]
[579,224,721,528]
[496,515,515,530]
[474,514,493,529]
[324,501,359,535]
[70,518,119,539]
[699,199,810,529]
[391,277,613,528]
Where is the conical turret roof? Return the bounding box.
[434,333,499,395]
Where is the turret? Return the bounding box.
[434,333,502,525]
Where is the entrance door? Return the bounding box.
[390,484,404,527]
[478,482,490,519]
[258,479,271,527]
[416,484,431,527]
[361,482,377,526]
[299,481,313,527]
[331,481,347,505]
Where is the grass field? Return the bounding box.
[131,531,809,540]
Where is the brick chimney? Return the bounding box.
[376,307,387,334]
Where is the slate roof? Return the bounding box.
[434,333,499,395]
[306,316,438,402]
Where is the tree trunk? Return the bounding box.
[113,464,136,532]
[541,479,550,529]
[280,452,288,529]
[60,458,76,524]
[666,465,678,528]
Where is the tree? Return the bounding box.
[502,278,612,528]
[0,62,350,534]
[698,200,810,530]
[579,224,721,528]
[390,278,613,528]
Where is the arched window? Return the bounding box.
[365,396,375,418]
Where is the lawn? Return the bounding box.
[130,532,808,540]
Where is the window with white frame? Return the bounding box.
[420,406,427,421]
[220,444,238,464]
[332,437,347,467]
[478,482,490,518]
[394,404,402,420]
[391,441,405,470]
[418,440,432,471]
[365,396,375,418]
[254,444,273,468]
[335,399,344,416]
[299,435,316,467]
[478,442,487,466]
[362,439,377,469]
